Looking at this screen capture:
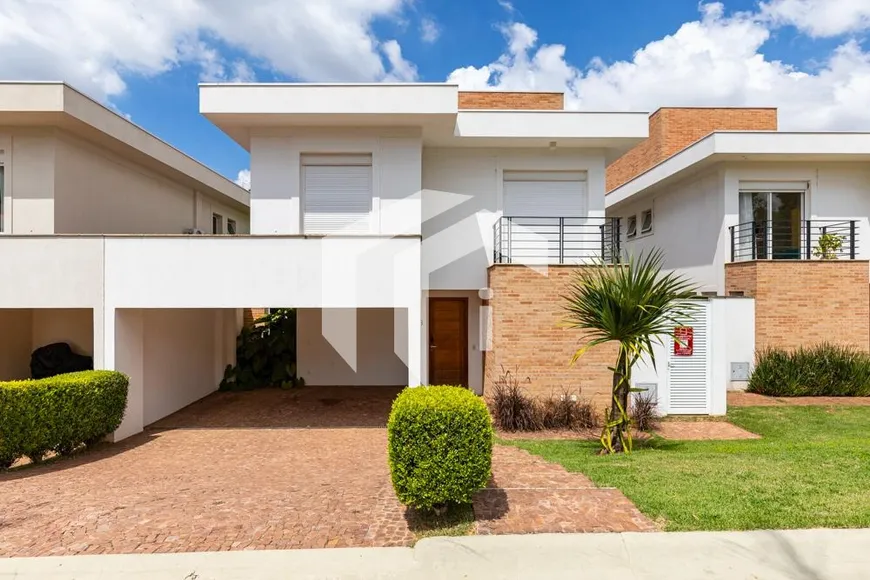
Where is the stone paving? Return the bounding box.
[0,387,654,557]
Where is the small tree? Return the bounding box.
[563,250,697,454]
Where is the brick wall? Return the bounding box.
[606,107,778,192]
[243,308,268,327]
[725,261,870,351]
[485,265,618,415]
[458,91,564,110]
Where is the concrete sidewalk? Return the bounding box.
[2,529,868,579]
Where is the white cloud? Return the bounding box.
[382,40,418,81]
[235,169,251,190]
[447,2,870,131]
[760,0,870,37]
[0,0,411,101]
[497,0,516,15]
[420,17,440,43]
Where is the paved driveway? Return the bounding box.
[0,387,652,557]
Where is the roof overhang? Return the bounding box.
[199,83,649,157]
[607,131,870,210]
[0,82,249,211]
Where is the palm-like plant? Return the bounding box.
[563,250,698,454]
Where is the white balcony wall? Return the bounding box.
[421,147,607,290]
[3,130,56,234]
[250,128,422,236]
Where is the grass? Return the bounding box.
[509,406,870,531]
[405,503,476,541]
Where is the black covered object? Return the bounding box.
[30,342,93,379]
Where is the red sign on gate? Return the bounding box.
[674,327,694,356]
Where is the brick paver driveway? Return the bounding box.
[0,387,652,557]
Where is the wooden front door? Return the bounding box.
[428,298,468,387]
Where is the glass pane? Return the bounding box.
[739,192,769,259]
[770,192,802,259]
[0,165,4,232]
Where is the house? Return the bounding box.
[606,107,870,357]
[3,82,759,442]
[0,82,251,438]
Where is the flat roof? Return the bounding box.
[607,131,870,209]
[199,83,648,157]
[0,82,249,210]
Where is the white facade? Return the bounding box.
[608,133,870,293]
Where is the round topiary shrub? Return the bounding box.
[387,385,493,511]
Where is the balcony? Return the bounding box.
[493,216,621,265]
[729,220,858,261]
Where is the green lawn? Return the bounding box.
[509,406,870,531]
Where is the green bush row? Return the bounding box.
[387,385,493,511]
[0,371,129,468]
[749,344,870,397]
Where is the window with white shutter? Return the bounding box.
[302,154,373,234]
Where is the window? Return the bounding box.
[641,209,653,234]
[738,184,805,259]
[502,171,588,217]
[212,213,223,234]
[227,218,237,235]
[626,215,637,238]
[302,154,373,234]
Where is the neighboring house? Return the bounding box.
[0,82,251,437]
[606,107,870,363]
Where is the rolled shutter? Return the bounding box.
[302,154,372,234]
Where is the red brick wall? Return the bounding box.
[243,308,268,327]
[606,108,778,192]
[485,265,618,415]
[725,261,870,351]
[458,91,564,110]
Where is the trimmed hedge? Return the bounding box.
[748,344,870,397]
[0,371,129,468]
[387,385,493,510]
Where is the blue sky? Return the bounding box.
[3,0,870,187]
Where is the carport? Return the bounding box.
[0,308,94,381]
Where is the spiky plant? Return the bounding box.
[563,250,697,454]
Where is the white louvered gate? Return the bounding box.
[302,154,373,234]
[666,300,712,414]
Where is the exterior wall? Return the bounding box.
[31,308,93,357]
[422,147,607,290]
[296,308,408,386]
[485,265,618,414]
[53,133,248,234]
[3,130,56,233]
[616,167,726,293]
[458,91,563,110]
[0,129,250,235]
[427,290,484,394]
[0,309,34,380]
[725,261,870,351]
[249,128,422,235]
[607,108,778,191]
[142,308,225,425]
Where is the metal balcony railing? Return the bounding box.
[493,216,621,265]
[729,220,858,261]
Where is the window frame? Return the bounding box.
[212,213,223,234]
[626,214,638,239]
[640,208,653,235]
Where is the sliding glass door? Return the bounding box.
[739,191,803,259]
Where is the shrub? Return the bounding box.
[388,385,493,511]
[749,344,870,397]
[220,309,302,391]
[488,366,540,431]
[539,390,598,430]
[630,391,661,432]
[0,370,128,468]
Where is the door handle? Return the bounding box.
[429,345,437,349]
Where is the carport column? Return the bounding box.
[407,295,423,387]
[106,308,145,442]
